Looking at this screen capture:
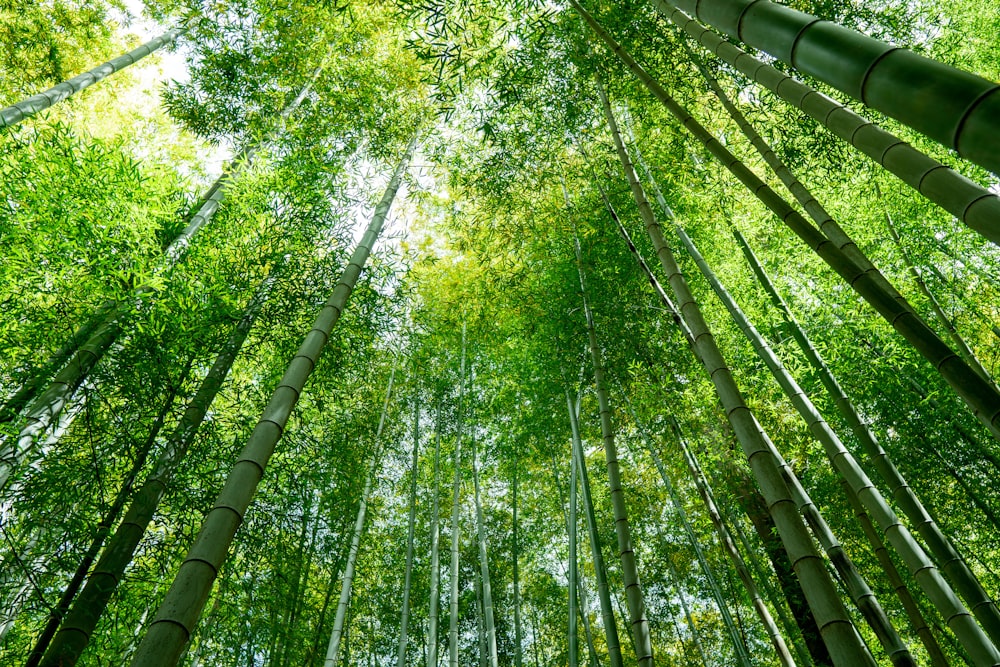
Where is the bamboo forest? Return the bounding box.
[4,0,1000,664]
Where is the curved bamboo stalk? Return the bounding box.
[584,52,876,666]
[126,134,416,667]
[650,0,1000,176]
[0,18,195,130]
[577,5,1000,444]
[648,1,1000,248]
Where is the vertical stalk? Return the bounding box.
[449,323,467,667]
[569,423,580,667]
[471,432,499,667]
[588,58,874,666]
[396,392,421,667]
[127,135,416,667]
[428,404,443,667]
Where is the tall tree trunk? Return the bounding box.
[397,393,421,667]
[449,323,467,667]
[647,0,1000,179]
[428,405,443,667]
[566,389,624,667]
[574,236,655,667]
[585,57,875,667]
[731,226,1000,646]
[126,134,417,667]
[0,18,196,129]
[578,3,1000,445]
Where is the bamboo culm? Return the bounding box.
[650,0,1000,177]
[566,389,625,667]
[126,134,416,667]
[675,224,930,666]
[584,56,876,667]
[0,18,195,129]
[427,406,443,667]
[622,393,753,667]
[732,227,1000,646]
[39,270,276,667]
[575,234,656,666]
[650,1,1000,246]
[396,394,421,667]
[471,433,500,667]
[449,322,467,667]
[580,5,1000,444]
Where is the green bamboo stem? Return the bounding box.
[449,322,467,667]
[427,405,443,667]
[580,5,1000,444]
[733,228,1000,647]
[126,135,416,667]
[0,18,195,129]
[396,393,420,667]
[677,224,950,666]
[569,414,580,667]
[651,2,1000,246]
[471,432,500,667]
[839,479,952,667]
[567,388,625,667]
[26,356,193,667]
[583,47,876,666]
[673,419,800,667]
[575,233,656,666]
[39,269,277,667]
[650,0,1000,177]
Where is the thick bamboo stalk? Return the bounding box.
[39,271,274,667]
[650,0,1000,176]
[0,19,194,129]
[579,5,1000,444]
[676,225,933,666]
[567,389,625,667]
[126,135,416,667]
[649,0,1000,247]
[396,394,421,667]
[585,53,876,666]
[575,235,655,666]
[732,227,1000,647]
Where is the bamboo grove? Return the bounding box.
[1,0,999,665]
